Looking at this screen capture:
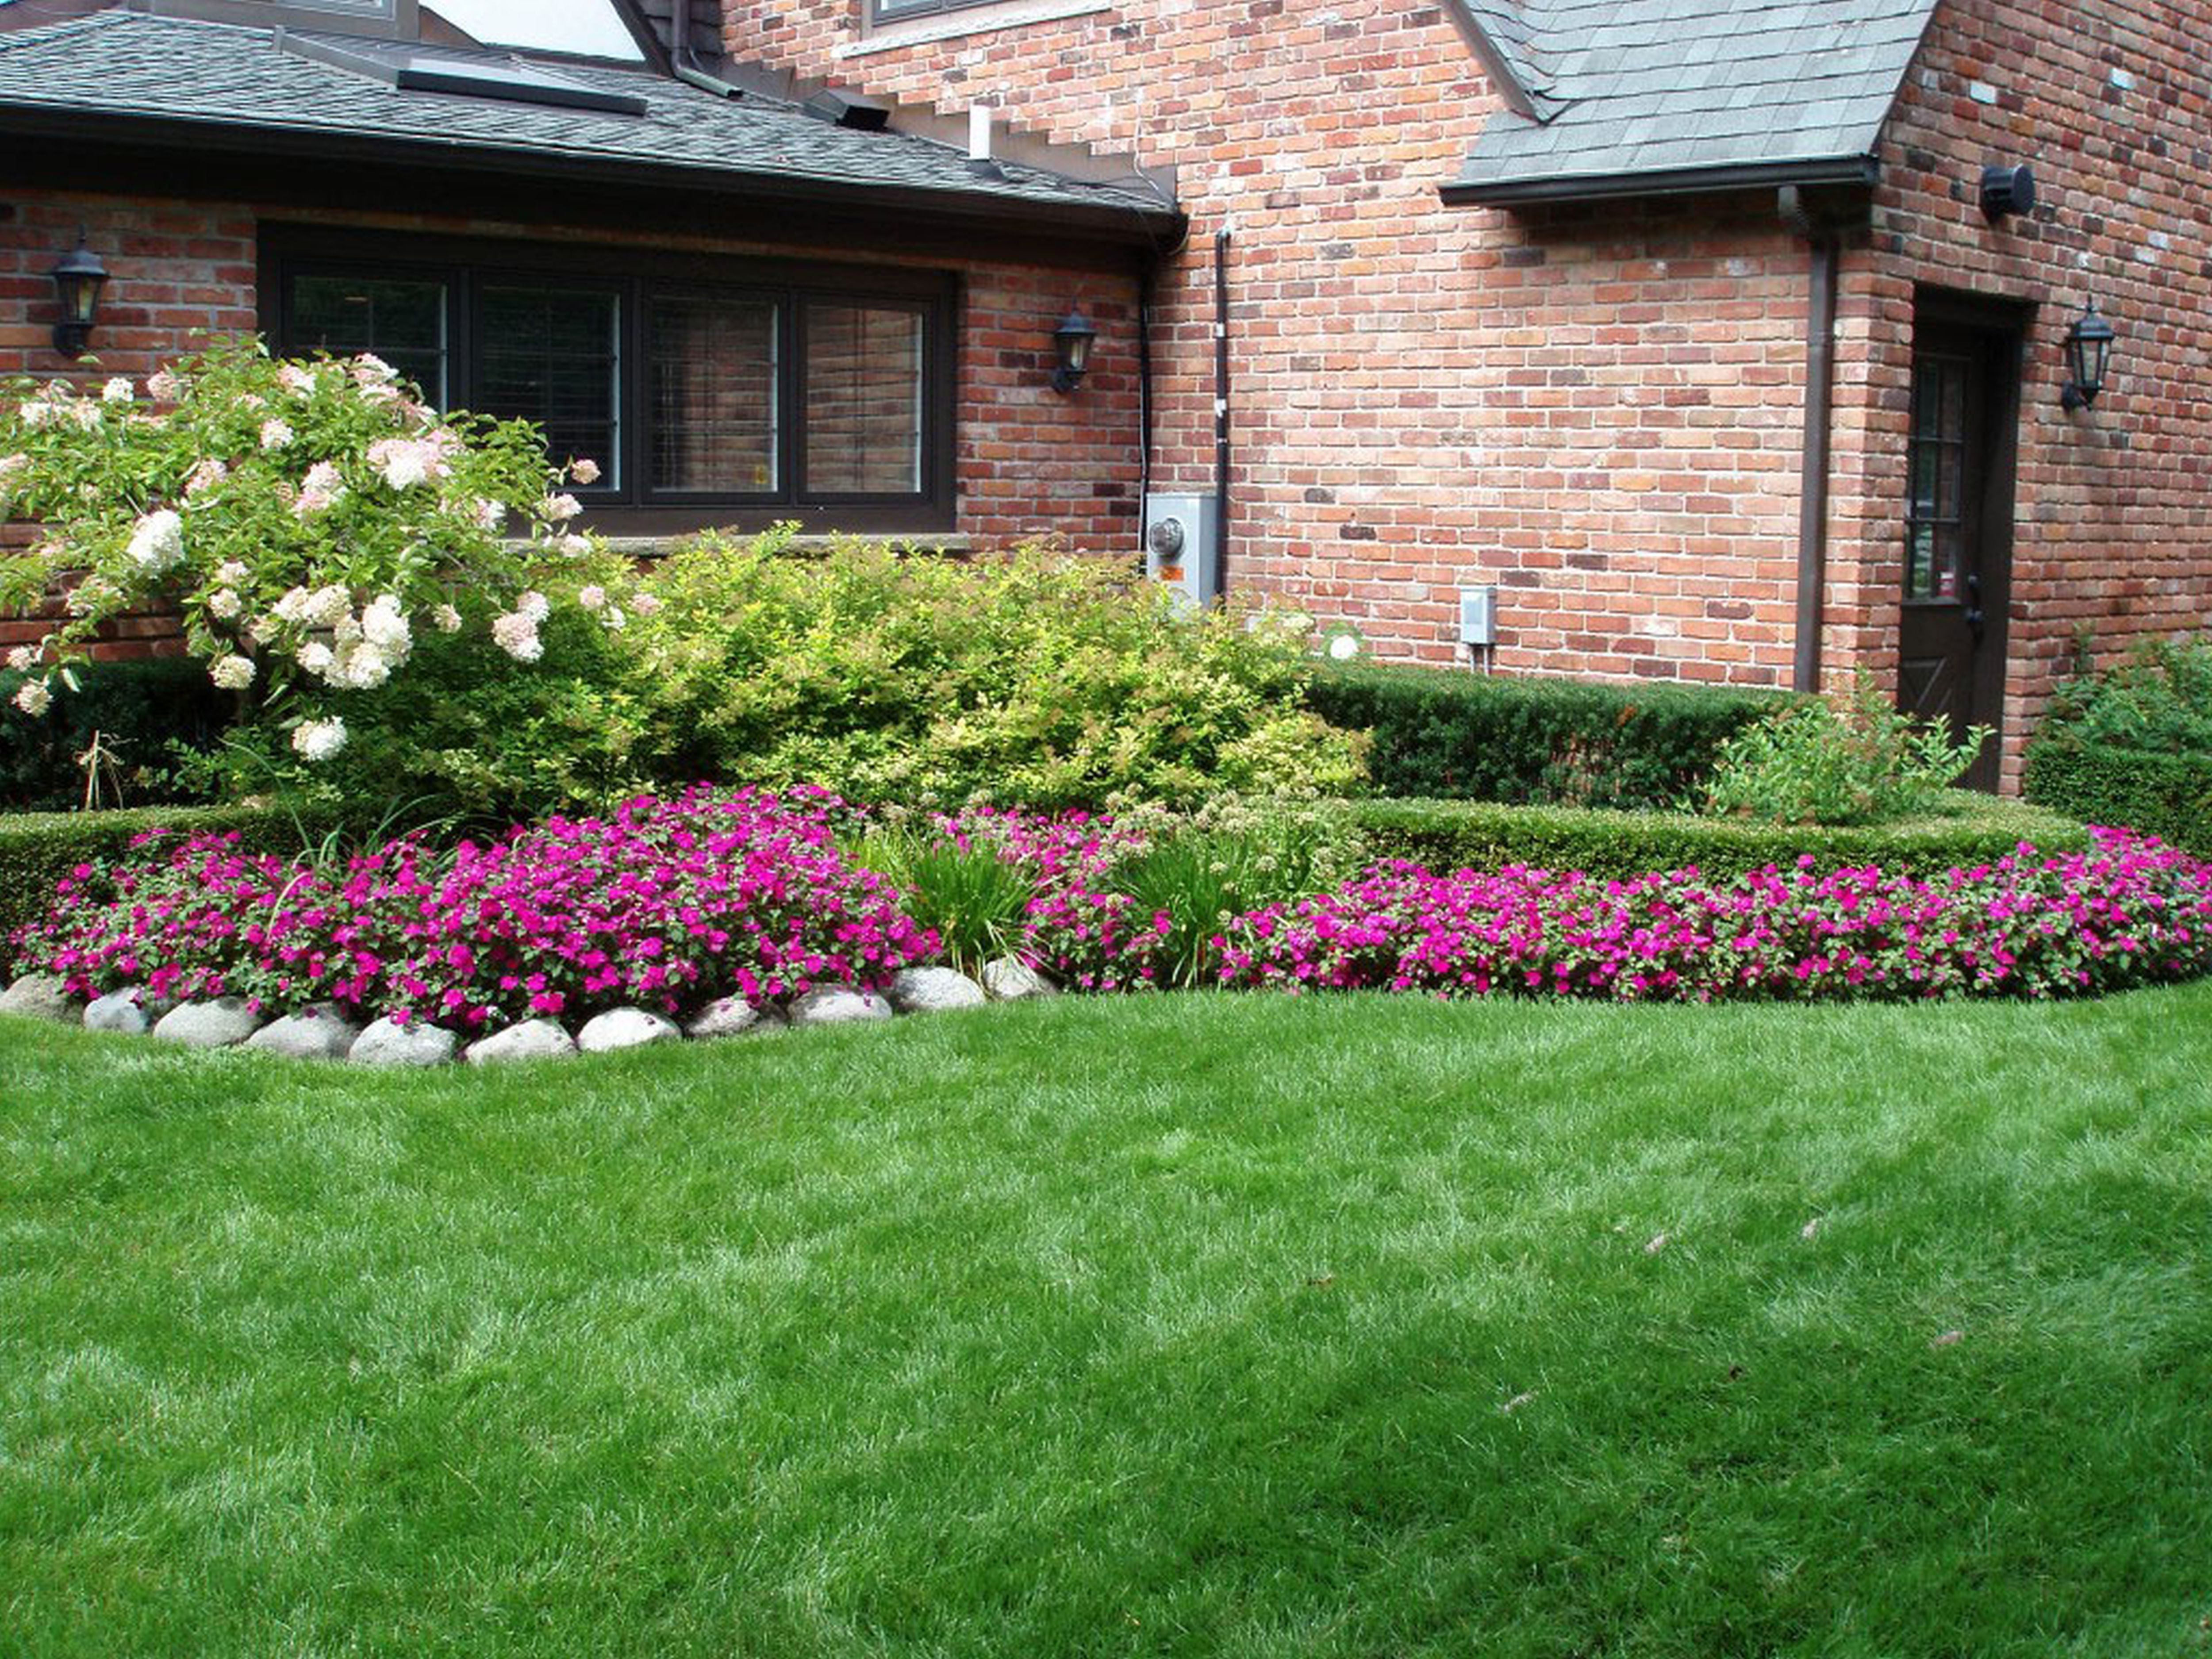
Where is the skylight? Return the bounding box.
[281,31,649,113]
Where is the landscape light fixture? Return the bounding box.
[1051,308,1096,394]
[2060,297,2114,411]
[49,231,109,358]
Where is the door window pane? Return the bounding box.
[479,286,621,486]
[649,295,778,494]
[288,274,448,406]
[804,303,923,495]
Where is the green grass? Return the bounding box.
[4,988,2211,1658]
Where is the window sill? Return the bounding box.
[586,532,975,559]
[840,0,1110,57]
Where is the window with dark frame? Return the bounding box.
[868,0,997,23]
[269,238,955,531]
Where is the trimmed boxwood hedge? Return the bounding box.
[1306,662,1791,810]
[1341,792,2092,883]
[2023,741,2212,855]
[0,803,336,943]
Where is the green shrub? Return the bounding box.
[2024,741,2212,854]
[636,533,1364,809]
[1697,673,1990,826]
[172,603,664,833]
[0,801,341,941]
[1303,661,1786,809]
[0,656,230,812]
[2023,636,2212,852]
[1339,793,2088,884]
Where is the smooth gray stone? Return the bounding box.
[348,1017,458,1068]
[684,995,785,1040]
[83,987,158,1034]
[151,997,265,1048]
[0,972,83,1024]
[885,966,988,1013]
[245,1004,361,1061]
[577,1007,681,1053]
[981,956,1057,1001]
[788,986,895,1027]
[465,1018,578,1065]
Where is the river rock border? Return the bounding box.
[0,957,1049,1066]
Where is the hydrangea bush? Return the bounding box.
[0,338,625,756]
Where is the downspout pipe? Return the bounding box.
[1137,260,1155,559]
[1783,186,1838,694]
[1213,227,1231,595]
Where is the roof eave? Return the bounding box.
[1441,154,1880,207]
[0,101,1185,249]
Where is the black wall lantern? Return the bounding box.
[2060,298,2115,411]
[1050,308,1096,394]
[49,231,109,358]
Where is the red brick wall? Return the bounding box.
[719,0,1820,687]
[1828,0,2212,784]
[0,187,1143,655]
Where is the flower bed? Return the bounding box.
[18,787,933,1032]
[6,791,2209,1059]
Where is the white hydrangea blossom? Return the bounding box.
[277,364,319,396]
[576,584,606,611]
[630,592,663,618]
[292,716,347,762]
[569,457,601,485]
[303,584,351,629]
[541,494,583,522]
[1326,633,1362,662]
[296,641,336,678]
[184,457,229,496]
[490,611,543,663]
[361,594,411,653]
[126,509,185,575]
[259,419,295,451]
[101,376,135,405]
[12,680,51,716]
[5,645,35,672]
[600,606,626,632]
[145,369,183,401]
[431,603,463,634]
[215,561,250,587]
[206,588,242,621]
[516,590,550,624]
[209,654,256,691]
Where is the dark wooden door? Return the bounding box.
[1898,300,2020,792]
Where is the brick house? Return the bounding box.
[4,0,2208,787]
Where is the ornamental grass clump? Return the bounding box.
[0,339,636,764]
[1215,830,2212,1002]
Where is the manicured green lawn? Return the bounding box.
[4,987,2210,1657]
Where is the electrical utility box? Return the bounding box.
[1142,494,1220,612]
[1458,586,1498,647]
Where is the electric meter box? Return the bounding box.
[1142,494,1219,612]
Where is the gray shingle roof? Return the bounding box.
[1447,0,1940,202]
[0,9,1176,231]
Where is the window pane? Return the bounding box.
[289,274,447,405]
[804,303,923,495]
[649,295,777,494]
[479,286,620,486]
